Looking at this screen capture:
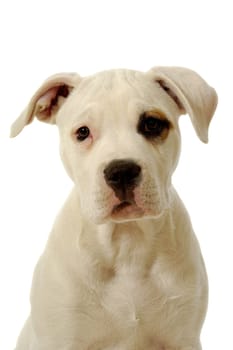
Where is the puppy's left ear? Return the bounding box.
[148,67,218,143]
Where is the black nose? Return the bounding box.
[104,159,141,199]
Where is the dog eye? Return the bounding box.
[75,126,90,141]
[137,113,170,140]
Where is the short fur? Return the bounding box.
[11,67,217,350]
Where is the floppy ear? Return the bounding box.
[148,66,218,143]
[10,73,81,137]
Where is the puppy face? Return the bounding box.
[57,70,181,223]
[11,67,217,224]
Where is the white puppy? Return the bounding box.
[11,66,217,350]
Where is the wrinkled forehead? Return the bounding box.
[76,69,169,104]
[74,69,154,105]
[58,69,179,126]
[80,69,141,91]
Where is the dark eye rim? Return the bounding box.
[137,111,171,140]
[75,126,90,141]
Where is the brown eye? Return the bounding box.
[76,126,90,141]
[137,112,170,140]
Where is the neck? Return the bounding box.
[92,211,173,274]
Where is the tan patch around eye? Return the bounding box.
[144,110,172,141]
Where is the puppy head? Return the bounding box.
[11,67,217,224]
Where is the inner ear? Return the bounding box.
[35,84,73,121]
[156,79,185,111]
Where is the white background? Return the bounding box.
[0,0,232,349]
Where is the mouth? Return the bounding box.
[111,199,144,221]
[112,200,132,213]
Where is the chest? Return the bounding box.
[74,261,195,349]
[37,246,203,349]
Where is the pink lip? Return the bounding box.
[110,200,144,221]
[112,200,134,214]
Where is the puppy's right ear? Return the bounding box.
[10,73,81,137]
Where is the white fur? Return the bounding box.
[11,67,217,350]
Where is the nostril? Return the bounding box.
[104,160,141,190]
[109,171,121,184]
